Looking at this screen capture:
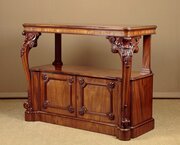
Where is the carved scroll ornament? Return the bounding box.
[107,82,115,120]
[79,106,88,115]
[107,112,115,120]
[21,31,41,84]
[21,32,41,57]
[24,101,32,113]
[67,105,74,113]
[42,73,48,82]
[21,32,41,113]
[107,36,141,66]
[121,105,130,129]
[23,91,33,113]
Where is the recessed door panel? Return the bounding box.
[77,77,119,123]
[40,73,75,116]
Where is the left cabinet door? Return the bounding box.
[40,72,76,116]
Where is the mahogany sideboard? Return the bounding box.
[21,23,157,140]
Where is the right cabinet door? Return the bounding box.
[77,76,120,123]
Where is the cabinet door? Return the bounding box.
[77,77,119,123]
[40,73,75,116]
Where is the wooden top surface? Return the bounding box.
[23,23,157,37]
[30,65,152,80]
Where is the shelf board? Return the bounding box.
[30,65,152,80]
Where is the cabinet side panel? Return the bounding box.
[131,75,153,126]
[31,71,40,111]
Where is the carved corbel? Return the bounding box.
[21,32,41,82]
[106,36,141,67]
[21,31,41,112]
[106,36,141,130]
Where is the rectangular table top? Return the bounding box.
[23,23,157,37]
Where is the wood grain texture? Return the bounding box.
[23,23,157,37]
[31,65,152,80]
[141,35,152,74]
[21,23,156,141]
[27,111,117,135]
[27,70,154,140]
[40,73,76,116]
[21,32,41,115]
[131,75,153,126]
[31,71,40,111]
[77,77,120,123]
[52,33,63,66]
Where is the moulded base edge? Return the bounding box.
[24,111,154,141]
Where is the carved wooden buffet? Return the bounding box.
[21,23,157,140]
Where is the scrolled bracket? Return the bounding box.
[21,31,41,57]
[21,31,41,114]
[21,32,41,94]
[106,36,141,67]
[21,31,41,83]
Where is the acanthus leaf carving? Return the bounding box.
[21,32,41,111]
[106,36,141,67]
[21,31,41,57]
[121,105,131,129]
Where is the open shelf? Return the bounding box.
[22,23,156,140]
[30,65,150,80]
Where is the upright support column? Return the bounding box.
[52,33,63,66]
[107,36,140,140]
[21,31,41,115]
[141,35,151,75]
